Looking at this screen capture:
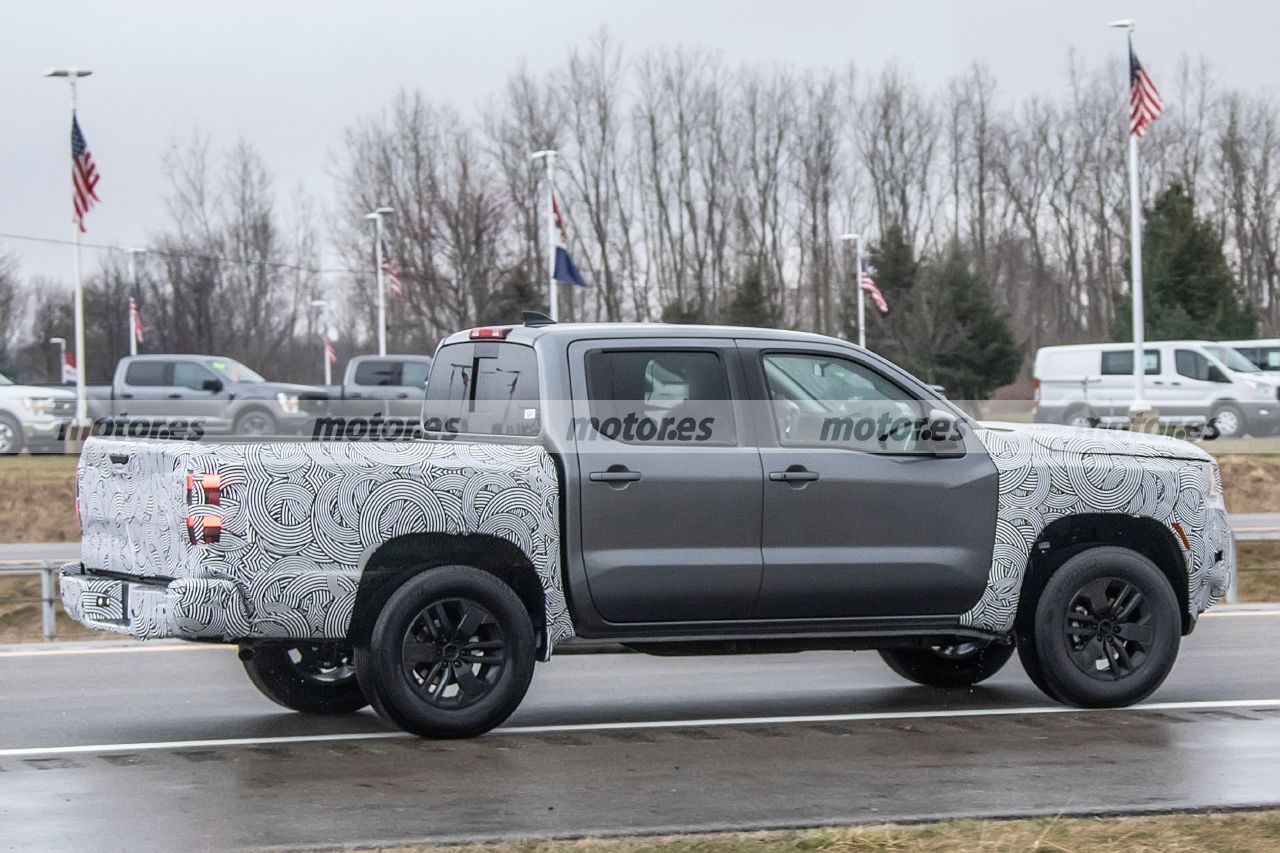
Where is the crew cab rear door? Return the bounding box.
[739,339,998,619]
[568,339,763,623]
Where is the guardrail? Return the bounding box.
[0,561,60,639]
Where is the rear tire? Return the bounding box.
[241,642,368,715]
[879,639,1014,688]
[1021,546,1180,708]
[355,565,535,738]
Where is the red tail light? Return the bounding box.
[469,327,510,340]
[185,471,223,545]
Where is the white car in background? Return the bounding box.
[1222,339,1280,374]
[1033,340,1280,438]
[0,372,76,454]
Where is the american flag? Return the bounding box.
[71,115,100,232]
[1129,39,1164,138]
[129,296,144,344]
[323,336,336,365]
[380,238,402,297]
[859,269,889,315]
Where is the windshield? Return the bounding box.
[1206,346,1261,373]
[0,372,11,386]
[206,358,266,383]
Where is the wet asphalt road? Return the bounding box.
[1,610,1279,851]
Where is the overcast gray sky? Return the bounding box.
[5,0,1279,288]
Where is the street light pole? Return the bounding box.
[127,247,145,356]
[839,233,865,348]
[48,337,67,383]
[365,207,394,356]
[531,150,558,321]
[44,66,92,423]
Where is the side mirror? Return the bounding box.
[1207,366,1230,384]
[201,378,224,394]
[927,408,966,458]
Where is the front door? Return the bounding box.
[571,340,763,623]
[742,341,999,619]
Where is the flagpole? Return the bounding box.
[1111,22,1149,422]
[366,206,394,356]
[531,150,558,321]
[127,248,144,356]
[855,234,866,349]
[1127,129,1145,414]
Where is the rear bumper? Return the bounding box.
[59,564,250,640]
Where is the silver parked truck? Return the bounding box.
[62,322,1235,738]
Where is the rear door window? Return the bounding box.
[124,361,170,386]
[582,349,736,445]
[353,360,402,387]
[401,360,432,389]
[425,343,540,436]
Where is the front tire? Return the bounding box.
[241,642,368,714]
[0,415,23,455]
[1211,404,1244,439]
[234,408,277,437]
[879,639,1015,688]
[355,566,536,739]
[1063,405,1095,429]
[1021,546,1180,708]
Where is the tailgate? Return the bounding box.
[78,437,204,578]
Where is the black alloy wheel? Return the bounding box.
[241,641,369,714]
[400,597,508,710]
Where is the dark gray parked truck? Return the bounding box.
[62,322,1234,737]
[85,354,330,436]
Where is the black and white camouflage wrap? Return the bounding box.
[966,423,1233,633]
[65,439,571,653]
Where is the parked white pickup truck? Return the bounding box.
[62,322,1234,738]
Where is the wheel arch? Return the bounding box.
[1016,513,1191,635]
[346,532,547,653]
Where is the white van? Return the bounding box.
[1222,339,1280,373]
[1033,340,1280,438]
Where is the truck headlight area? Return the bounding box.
[20,396,51,416]
[276,392,300,414]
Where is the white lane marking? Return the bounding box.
[1202,609,1280,618]
[3,698,1279,759]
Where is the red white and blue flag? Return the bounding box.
[380,238,403,298]
[323,336,336,365]
[71,114,100,232]
[860,267,888,315]
[551,191,588,287]
[1129,38,1164,138]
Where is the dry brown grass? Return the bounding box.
[337,810,1280,853]
[0,454,78,542]
[0,574,123,643]
[1218,455,1280,515]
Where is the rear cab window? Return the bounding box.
[425,342,540,437]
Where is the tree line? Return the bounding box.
[1,32,1270,396]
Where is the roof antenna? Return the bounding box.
[522,310,556,327]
